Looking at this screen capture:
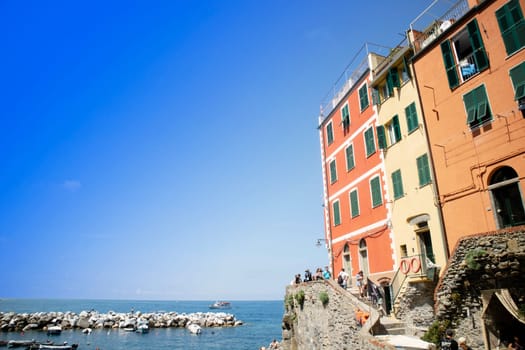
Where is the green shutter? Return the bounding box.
[326,123,334,145]
[405,102,419,133]
[463,85,491,126]
[372,88,381,105]
[441,40,459,89]
[386,71,394,96]
[365,128,376,156]
[342,105,350,128]
[345,145,355,171]
[371,177,382,207]
[392,170,404,199]
[359,84,369,111]
[376,125,387,149]
[330,160,337,183]
[392,115,402,142]
[510,61,525,100]
[467,19,489,72]
[496,0,525,55]
[350,190,359,217]
[390,67,400,88]
[417,154,431,186]
[333,201,341,226]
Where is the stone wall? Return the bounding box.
[280,280,394,350]
[433,226,525,349]
[395,281,436,336]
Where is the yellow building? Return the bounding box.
[368,42,449,307]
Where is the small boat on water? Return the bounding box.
[37,344,78,350]
[186,323,202,335]
[209,301,231,309]
[136,322,149,334]
[7,340,37,348]
[46,325,62,336]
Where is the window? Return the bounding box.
[359,83,369,111]
[329,159,337,184]
[350,189,359,218]
[400,244,408,258]
[441,19,489,89]
[405,102,419,134]
[463,84,492,128]
[386,67,400,94]
[341,104,350,131]
[364,127,376,157]
[345,144,355,171]
[326,122,334,145]
[496,0,525,56]
[392,169,404,199]
[380,84,392,102]
[401,56,412,83]
[510,61,525,100]
[377,115,401,149]
[416,153,432,187]
[372,87,381,105]
[387,115,402,145]
[370,176,383,207]
[332,200,341,226]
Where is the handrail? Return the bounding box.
[389,254,437,311]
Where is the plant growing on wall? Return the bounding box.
[285,293,294,311]
[294,290,305,309]
[319,291,329,307]
[465,248,487,270]
[422,319,451,346]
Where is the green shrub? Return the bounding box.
[319,291,329,307]
[294,290,305,309]
[285,294,294,311]
[422,320,451,346]
[465,248,487,270]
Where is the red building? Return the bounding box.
[319,46,395,298]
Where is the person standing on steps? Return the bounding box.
[356,271,364,298]
[440,329,459,350]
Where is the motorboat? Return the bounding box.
[136,322,149,334]
[7,340,37,348]
[186,323,202,335]
[209,301,231,309]
[37,344,78,350]
[46,325,62,336]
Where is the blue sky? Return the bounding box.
[0,0,427,300]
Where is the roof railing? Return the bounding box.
[408,0,470,54]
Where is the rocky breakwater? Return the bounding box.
[0,310,243,332]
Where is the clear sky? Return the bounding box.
[0,0,427,300]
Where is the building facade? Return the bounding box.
[408,0,525,252]
[368,42,449,304]
[318,47,395,300]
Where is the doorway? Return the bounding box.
[489,167,525,228]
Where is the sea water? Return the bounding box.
[0,299,283,350]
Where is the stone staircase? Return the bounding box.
[345,285,406,336]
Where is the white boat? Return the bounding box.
[46,325,62,335]
[38,344,78,350]
[209,301,231,309]
[136,323,149,334]
[186,323,202,335]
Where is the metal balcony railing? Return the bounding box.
[409,0,470,53]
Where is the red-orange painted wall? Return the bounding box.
[320,73,394,279]
[412,0,525,252]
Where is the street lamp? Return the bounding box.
[316,238,328,247]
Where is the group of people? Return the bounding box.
[292,266,332,284]
[441,329,523,350]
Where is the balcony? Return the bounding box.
[319,43,392,123]
[408,0,470,54]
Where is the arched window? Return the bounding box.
[489,166,525,228]
[358,239,369,277]
[343,244,352,286]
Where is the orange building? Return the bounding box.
[318,46,395,294]
[408,0,525,252]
